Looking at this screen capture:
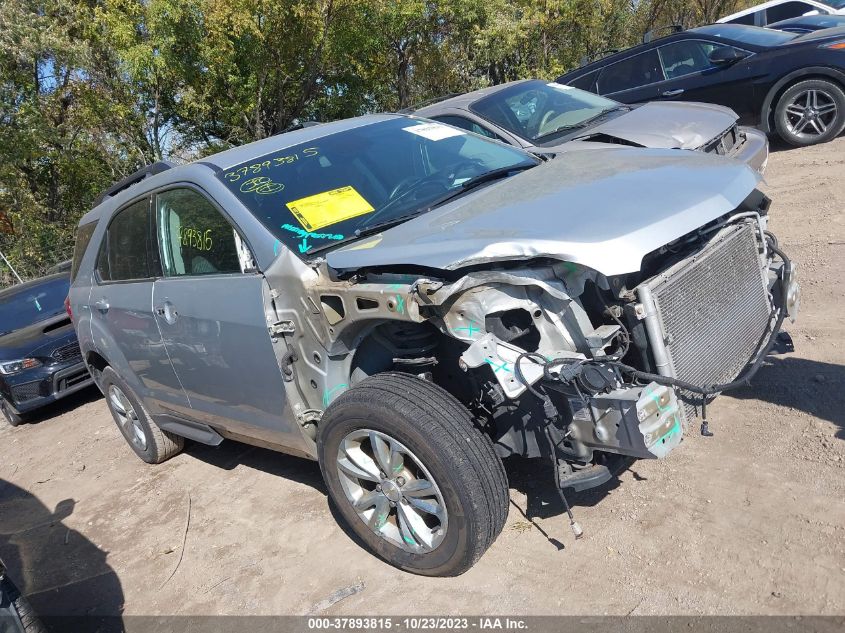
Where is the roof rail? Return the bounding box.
[93,161,175,207]
[643,24,684,44]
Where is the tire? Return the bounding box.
[317,372,509,576]
[1,575,47,633]
[0,398,24,427]
[100,366,184,464]
[774,79,845,147]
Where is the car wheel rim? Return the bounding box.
[784,89,838,140]
[108,385,147,451]
[336,429,449,553]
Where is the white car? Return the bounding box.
[718,0,845,27]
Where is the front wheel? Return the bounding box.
[774,79,845,147]
[0,398,24,427]
[317,372,509,576]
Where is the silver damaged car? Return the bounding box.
[68,115,799,576]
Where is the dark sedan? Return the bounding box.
[0,273,93,426]
[768,14,845,32]
[557,24,845,146]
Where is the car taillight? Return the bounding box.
[821,40,845,50]
[64,296,73,321]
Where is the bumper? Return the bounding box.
[2,361,94,415]
[730,126,769,175]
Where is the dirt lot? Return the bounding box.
[1,137,844,620]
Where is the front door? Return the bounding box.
[151,186,302,448]
[90,196,190,416]
[655,39,759,122]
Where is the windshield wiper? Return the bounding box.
[303,162,537,257]
[303,212,425,256]
[535,106,630,140]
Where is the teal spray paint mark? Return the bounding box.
[273,239,281,255]
[322,383,348,408]
[453,321,480,337]
[279,224,344,253]
[484,358,511,373]
[394,295,405,314]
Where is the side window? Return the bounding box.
[766,2,820,23]
[658,41,719,80]
[569,71,599,93]
[70,220,98,282]
[155,188,246,277]
[98,198,153,282]
[597,50,664,95]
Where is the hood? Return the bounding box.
[0,313,76,361]
[327,147,760,277]
[569,101,738,150]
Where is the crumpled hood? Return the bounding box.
[327,147,760,276]
[571,101,738,150]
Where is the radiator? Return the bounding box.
[638,222,772,419]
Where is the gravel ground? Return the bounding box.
[1,138,844,619]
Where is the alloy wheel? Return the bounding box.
[336,429,448,553]
[784,88,838,140]
[108,385,147,450]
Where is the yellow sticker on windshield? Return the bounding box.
[286,186,374,232]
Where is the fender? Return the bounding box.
[760,66,845,133]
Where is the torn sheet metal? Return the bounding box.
[460,334,545,399]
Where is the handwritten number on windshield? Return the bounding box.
[240,176,284,194]
[223,147,319,182]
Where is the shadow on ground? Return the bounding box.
[12,385,102,427]
[184,441,326,492]
[729,355,845,439]
[0,479,123,632]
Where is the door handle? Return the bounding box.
[94,299,109,313]
[661,88,685,97]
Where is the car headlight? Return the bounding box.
[0,358,42,375]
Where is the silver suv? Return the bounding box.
[69,115,799,576]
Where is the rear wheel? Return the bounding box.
[774,79,845,147]
[100,367,184,464]
[318,372,508,576]
[0,398,24,427]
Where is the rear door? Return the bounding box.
[89,196,191,416]
[151,186,301,447]
[595,48,666,103]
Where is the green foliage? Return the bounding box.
[0,0,755,284]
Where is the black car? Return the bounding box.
[557,24,845,146]
[0,273,93,426]
[768,14,845,33]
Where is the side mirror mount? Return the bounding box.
[709,46,749,66]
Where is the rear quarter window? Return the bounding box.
[70,220,98,282]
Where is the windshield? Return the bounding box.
[0,276,70,334]
[217,117,538,256]
[692,24,798,46]
[469,80,620,143]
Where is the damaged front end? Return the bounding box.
[265,184,797,497]
[396,200,797,492]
